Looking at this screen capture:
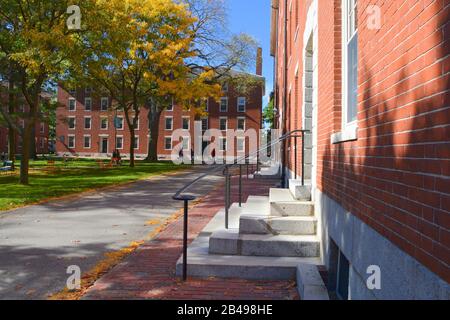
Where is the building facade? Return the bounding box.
[271,0,449,299]
[55,74,264,160]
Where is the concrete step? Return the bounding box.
[240,215,317,235]
[209,230,320,257]
[289,180,312,201]
[269,188,314,216]
[297,264,330,300]
[176,236,321,280]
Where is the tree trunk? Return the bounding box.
[7,73,16,169]
[19,124,32,185]
[30,126,37,160]
[146,102,161,162]
[129,132,135,168]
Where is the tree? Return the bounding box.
[0,0,83,184]
[263,92,276,129]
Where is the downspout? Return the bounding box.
[280,0,288,187]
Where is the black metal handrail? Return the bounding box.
[172,129,309,281]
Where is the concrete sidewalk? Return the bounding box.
[0,166,222,299]
[83,177,299,300]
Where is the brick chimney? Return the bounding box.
[256,47,263,76]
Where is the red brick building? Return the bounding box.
[55,71,264,160]
[271,0,449,299]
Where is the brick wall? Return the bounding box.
[274,0,449,283]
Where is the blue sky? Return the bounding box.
[227,0,272,107]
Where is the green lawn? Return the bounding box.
[0,159,189,211]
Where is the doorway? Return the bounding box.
[303,35,315,186]
[100,137,108,154]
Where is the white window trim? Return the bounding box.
[101,97,109,111]
[201,117,209,131]
[116,116,124,130]
[167,98,174,111]
[237,117,246,131]
[68,98,76,112]
[100,117,108,130]
[164,136,173,150]
[182,116,190,130]
[220,97,228,112]
[84,116,92,130]
[68,117,76,130]
[334,0,359,144]
[40,123,45,134]
[219,117,228,131]
[116,135,124,150]
[165,116,173,130]
[237,97,246,112]
[84,97,92,111]
[134,136,139,150]
[68,135,76,149]
[83,135,91,149]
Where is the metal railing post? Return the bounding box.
[239,164,242,207]
[295,136,298,180]
[302,131,305,186]
[225,166,230,229]
[182,199,189,281]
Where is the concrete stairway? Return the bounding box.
[176,180,322,281]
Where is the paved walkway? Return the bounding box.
[83,177,299,300]
[0,166,222,299]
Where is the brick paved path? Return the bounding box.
[83,176,299,300]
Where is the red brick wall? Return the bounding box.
[274,0,449,282]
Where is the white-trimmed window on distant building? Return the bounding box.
[68,117,76,130]
[201,117,208,132]
[134,136,139,150]
[85,97,92,111]
[182,116,190,130]
[237,117,246,131]
[220,97,228,112]
[219,137,227,152]
[167,98,174,111]
[116,136,123,150]
[116,116,124,130]
[134,118,140,130]
[222,82,228,93]
[40,122,45,134]
[68,98,76,111]
[342,0,358,128]
[101,97,109,111]
[237,137,245,153]
[165,116,173,130]
[237,97,246,112]
[68,135,75,148]
[100,117,108,130]
[164,136,172,150]
[219,117,228,131]
[83,135,91,149]
[84,116,92,130]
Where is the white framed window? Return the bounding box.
[164,137,172,150]
[115,116,124,130]
[68,135,75,148]
[167,98,174,111]
[165,116,173,130]
[40,122,45,134]
[201,117,209,131]
[68,117,76,130]
[83,135,91,149]
[219,137,227,152]
[182,117,190,130]
[342,0,358,127]
[222,83,229,93]
[135,118,140,130]
[237,117,246,131]
[116,136,123,150]
[219,117,228,131]
[101,97,109,111]
[84,116,92,130]
[85,98,92,111]
[68,98,76,111]
[100,117,108,130]
[237,97,246,112]
[220,97,228,112]
[236,137,245,153]
[134,136,139,150]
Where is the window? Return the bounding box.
[83,135,91,149]
[220,97,228,112]
[182,117,190,130]
[237,97,246,112]
[219,137,227,152]
[204,98,209,112]
[40,123,45,134]
[237,117,246,131]
[167,98,174,111]
[135,118,140,130]
[116,136,123,149]
[237,137,245,153]
[182,136,190,151]
[219,117,227,131]
[134,136,139,150]
[222,83,228,92]
[165,117,173,130]
[337,251,350,300]
[40,138,45,149]
[85,98,92,111]
[68,117,76,130]
[68,98,76,111]
[84,117,92,130]
[164,137,172,150]
[68,135,75,148]
[201,118,208,131]
[342,0,358,126]
[100,117,108,130]
[85,87,92,95]
[115,116,124,130]
[101,97,109,111]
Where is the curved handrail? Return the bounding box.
[172,129,309,201]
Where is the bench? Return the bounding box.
[0,161,15,176]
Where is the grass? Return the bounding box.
[0,158,190,211]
